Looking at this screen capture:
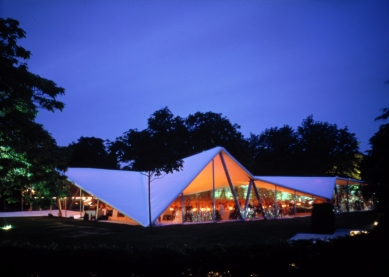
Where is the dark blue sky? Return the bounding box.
[2,0,389,152]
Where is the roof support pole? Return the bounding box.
[275,185,278,218]
[147,172,152,234]
[181,193,185,224]
[311,195,314,215]
[243,180,252,219]
[212,159,216,222]
[96,199,99,220]
[64,197,67,218]
[79,189,82,219]
[294,191,297,217]
[334,185,340,211]
[252,180,267,220]
[346,180,350,212]
[219,152,243,220]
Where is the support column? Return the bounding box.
[252,180,267,220]
[334,185,340,211]
[219,153,243,221]
[346,180,350,212]
[96,199,99,220]
[243,181,252,219]
[274,185,278,218]
[294,191,297,217]
[212,159,216,222]
[64,197,67,218]
[181,193,185,224]
[80,189,82,219]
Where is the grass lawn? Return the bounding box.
[0,211,377,249]
[1,211,386,276]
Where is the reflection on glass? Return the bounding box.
[258,187,276,218]
[214,187,234,221]
[159,195,183,224]
[275,190,293,217]
[334,184,372,212]
[247,185,263,219]
[184,191,213,223]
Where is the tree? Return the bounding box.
[112,107,185,231]
[364,79,389,213]
[296,115,362,178]
[248,125,299,175]
[67,136,119,169]
[374,79,389,121]
[0,18,69,211]
[247,116,362,178]
[362,124,389,210]
[184,111,249,165]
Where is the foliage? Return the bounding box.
[374,79,389,121]
[113,108,250,173]
[113,107,184,175]
[0,18,69,206]
[362,123,389,210]
[247,116,362,178]
[297,115,362,178]
[67,136,119,169]
[184,111,248,162]
[248,125,299,175]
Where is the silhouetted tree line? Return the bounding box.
[361,79,389,211]
[67,107,362,179]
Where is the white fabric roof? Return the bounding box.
[66,168,149,225]
[67,147,253,227]
[254,176,365,200]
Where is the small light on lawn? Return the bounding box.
[2,225,12,230]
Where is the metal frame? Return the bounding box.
[219,152,244,221]
[252,179,267,220]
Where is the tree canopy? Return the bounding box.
[0,18,69,208]
[248,125,299,175]
[184,111,248,163]
[67,136,118,169]
[113,107,184,176]
[247,116,362,178]
[374,79,389,121]
[296,116,361,178]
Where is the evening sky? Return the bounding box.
[2,0,389,152]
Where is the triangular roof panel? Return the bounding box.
[66,168,149,226]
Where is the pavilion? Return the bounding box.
[66,147,369,227]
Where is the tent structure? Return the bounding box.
[254,176,365,200]
[66,147,369,227]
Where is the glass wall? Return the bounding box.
[258,187,276,218]
[159,195,183,224]
[275,189,294,217]
[246,185,262,219]
[295,191,314,216]
[183,190,214,223]
[215,187,237,220]
[334,184,372,212]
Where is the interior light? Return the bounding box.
[2,225,12,230]
[350,230,368,236]
[374,221,378,226]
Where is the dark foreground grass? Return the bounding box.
[0,211,387,276]
[0,212,376,249]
